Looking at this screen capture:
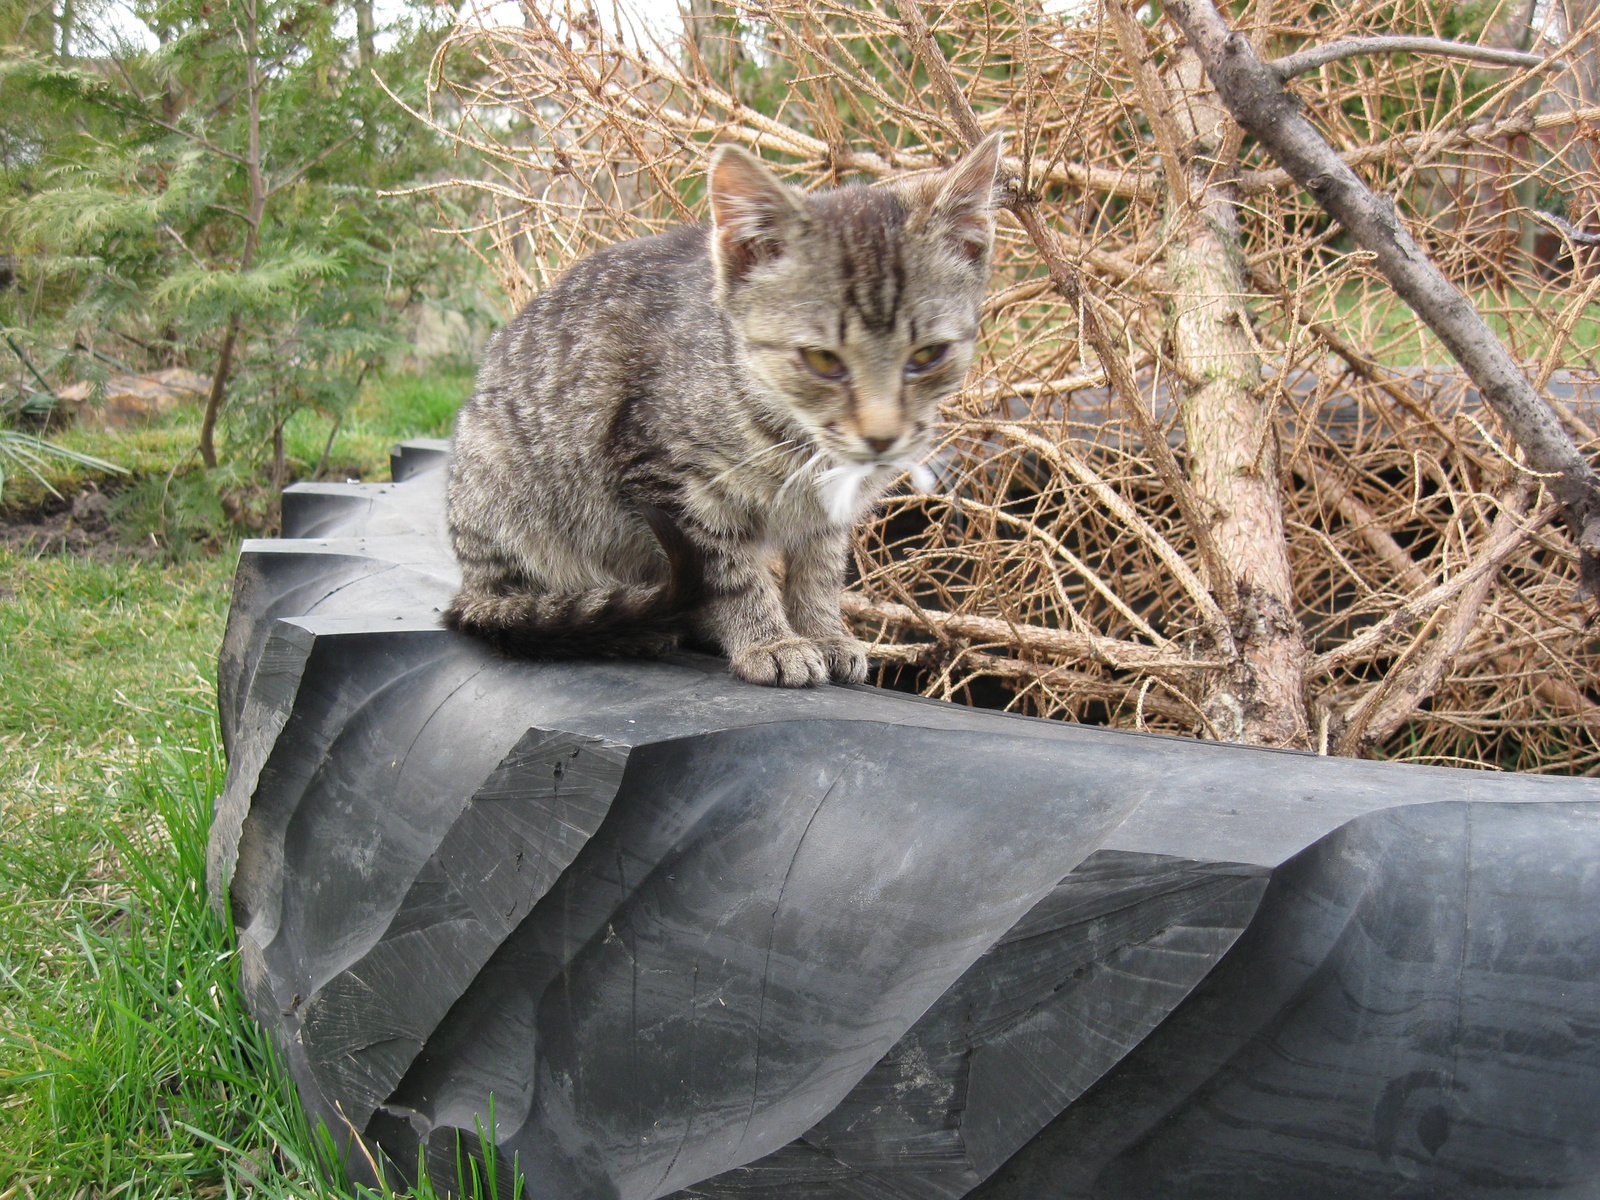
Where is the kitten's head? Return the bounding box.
[708,135,1003,468]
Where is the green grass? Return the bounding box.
[1322,280,1600,368]
[362,374,472,441]
[0,368,473,513]
[0,549,339,1196]
[0,433,129,508]
[0,371,506,1198]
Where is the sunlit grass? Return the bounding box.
[0,373,509,1197]
[0,548,342,1196]
[1324,280,1600,369]
[1,368,473,514]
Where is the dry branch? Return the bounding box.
[1269,38,1552,82]
[1165,0,1600,599]
[433,0,1600,766]
[840,593,1218,672]
[1340,485,1534,754]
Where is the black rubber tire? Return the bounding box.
[210,440,1600,1199]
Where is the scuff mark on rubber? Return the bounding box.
[741,750,864,1153]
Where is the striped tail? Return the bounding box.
[443,583,690,659]
[445,502,705,660]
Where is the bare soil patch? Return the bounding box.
[0,483,155,563]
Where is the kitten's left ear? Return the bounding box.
[709,145,806,288]
[931,132,1005,266]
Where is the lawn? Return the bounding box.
[1324,278,1600,369]
[0,371,472,1198]
[1,370,471,517]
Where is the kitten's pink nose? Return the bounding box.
[863,435,896,455]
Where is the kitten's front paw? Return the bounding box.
[812,635,869,684]
[730,638,829,688]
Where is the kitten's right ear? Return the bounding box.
[930,132,1004,267]
[708,146,804,287]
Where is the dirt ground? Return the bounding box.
[0,483,155,563]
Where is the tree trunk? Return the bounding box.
[1105,0,1310,747]
[199,314,240,470]
[197,0,266,472]
[1163,50,1311,748]
[354,0,374,69]
[269,418,286,533]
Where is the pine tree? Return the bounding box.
[2,0,478,469]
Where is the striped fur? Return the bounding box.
[444,585,687,659]
[445,135,1003,685]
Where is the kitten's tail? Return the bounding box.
[444,502,704,660]
[443,584,689,658]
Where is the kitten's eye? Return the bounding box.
[799,347,848,379]
[906,343,950,373]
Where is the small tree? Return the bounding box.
[2,0,477,470]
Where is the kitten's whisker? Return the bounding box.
[816,462,879,525]
[703,439,798,490]
[774,449,829,507]
[764,444,830,511]
[902,459,938,494]
[922,448,955,490]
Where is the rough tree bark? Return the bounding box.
[1168,58,1309,749]
[1164,0,1600,602]
[1110,0,1311,748]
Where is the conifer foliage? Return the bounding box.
[1,0,478,469]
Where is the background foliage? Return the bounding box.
[1,0,492,483]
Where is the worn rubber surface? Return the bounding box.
[211,439,1600,1199]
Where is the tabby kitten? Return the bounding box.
[444,134,1003,687]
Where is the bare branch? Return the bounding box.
[1105,0,1190,208]
[1270,37,1554,82]
[1339,485,1533,754]
[841,594,1220,672]
[158,223,208,269]
[1531,210,1600,247]
[1311,502,1557,674]
[1164,0,1600,600]
[106,104,248,165]
[864,640,1200,723]
[1293,458,1429,595]
[956,498,1171,644]
[1237,102,1600,195]
[990,423,1235,652]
